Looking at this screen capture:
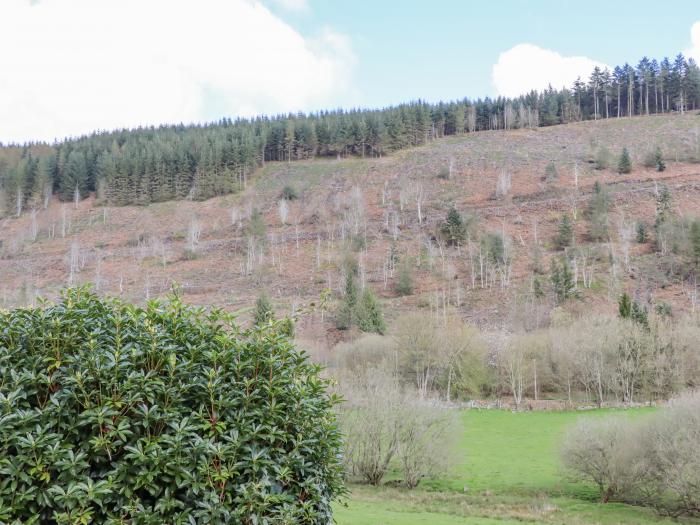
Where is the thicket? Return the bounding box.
[0,288,343,524]
[562,393,700,517]
[327,312,700,408]
[336,357,457,489]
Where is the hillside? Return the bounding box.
[2,113,700,342]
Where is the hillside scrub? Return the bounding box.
[562,392,700,517]
[0,288,344,524]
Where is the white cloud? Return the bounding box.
[686,20,700,62]
[492,43,609,98]
[0,0,354,143]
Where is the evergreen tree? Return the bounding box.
[619,292,649,328]
[654,147,666,172]
[551,257,576,304]
[440,206,467,246]
[247,208,267,241]
[587,181,611,241]
[618,292,632,318]
[395,258,414,296]
[544,161,558,182]
[253,292,274,326]
[356,288,386,335]
[690,220,700,268]
[1,50,699,211]
[617,147,632,174]
[554,213,573,249]
[655,185,672,229]
[636,222,647,243]
[336,270,358,330]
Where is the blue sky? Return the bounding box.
[276,0,700,107]
[1,0,699,143]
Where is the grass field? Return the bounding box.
[334,408,691,525]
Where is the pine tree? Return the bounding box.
[551,257,576,304]
[619,292,649,328]
[554,214,573,249]
[654,147,666,172]
[544,161,558,182]
[587,182,610,241]
[440,206,467,246]
[636,222,647,243]
[617,147,632,174]
[247,208,267,241]
[690,220,700,268]
[618,292,632,318]
[395,258,414,296]
[253,292,274,326]
[655,186,672,229]
[356,288,386,335]
[336,271,358,330]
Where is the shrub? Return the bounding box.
[562,393,700,517]
[594,146,612,170]
[182,248,198,260]
[561,417,644,503]
[338,367,455,489]
[637,393,700,516]
[436,167,450,180]
[544,161,558,182]
[0,288,344,523]
[280,184,298,200]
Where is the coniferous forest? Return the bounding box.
[1,53,699,212]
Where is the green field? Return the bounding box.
[334,408,690,525]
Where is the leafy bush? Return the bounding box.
[0,288,344,524]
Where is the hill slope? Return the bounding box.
[3,113,700,342]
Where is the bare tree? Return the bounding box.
[414,184,424,225]
[68,241,80,285]
[29,209,38,241]
[186,217,201,253]
[495,169,511,199]
[277,199,289,225]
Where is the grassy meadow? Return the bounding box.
[334,408,687,525]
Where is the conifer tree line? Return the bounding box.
[1,53,699,212]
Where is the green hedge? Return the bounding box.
[0,288,344,524]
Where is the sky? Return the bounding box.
[1,0,699,143]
